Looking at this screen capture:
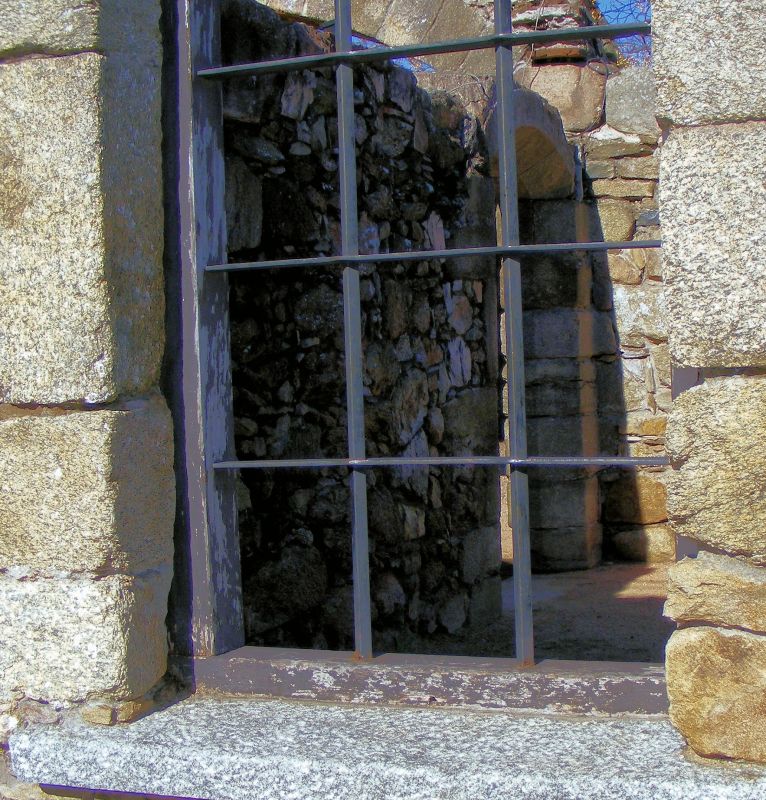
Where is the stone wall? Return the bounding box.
[0,0,174,790]
[507,23,673,570]
[653,0,766,764]
[222,1,502,651]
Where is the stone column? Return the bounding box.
[0,1,173,704]
[653,0,766,763]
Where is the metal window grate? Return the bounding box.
[184,0,663,666]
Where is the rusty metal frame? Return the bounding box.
[172,0,666,706]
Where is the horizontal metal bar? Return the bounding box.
[198,23,651,79]
[210,240,661,273]
[214,455,669,470]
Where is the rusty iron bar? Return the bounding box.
[214,456,670,470]
[207,240,662,273]
[198,22,652,79]
[494,0,534,668]
[336,0,373,661]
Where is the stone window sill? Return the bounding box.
[10,695,766,800]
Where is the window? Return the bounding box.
[171,0,663,710]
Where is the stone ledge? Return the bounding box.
[10,697,766,799]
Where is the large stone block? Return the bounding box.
[610,524,675,563]
[666,377,766,564]
[653,0,766,126]
[0,0,160,56]
[529,477,599,531]
[0,40,163,403]
[603,472,668,526]
[461,526,501,585]
[0,396,174,574]
[665,552,766,633]
[612,284,668,347]
[0,568,171,702]
[666,627,766,762]
[0,0,99,54]
[514,63,606,133]
[660,123,766,366]
[523,310,616,359]
[531,524,602,573]
[605,66,661,141]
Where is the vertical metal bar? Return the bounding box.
[336,0,373,659]
[495,0,534,666]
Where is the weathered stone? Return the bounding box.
[0,0,158,57]
[441,389,498,456]
[650,344,671,388]
[81,704,115,726]
[225,156,263,252]
[584,160,614,180]
[636,207,660,229]
[425,407,445,445]
[666,627,766,762]
[667,377,766,564]
[660,124,766,366]
[596,358,650,415]
[531,524,602,573]
[527,414,615,459]
[611,524,675,563]
[594,199,636,241]
[603,473,668,525]
[529,477,599,531]
[467,576,502,627]
[523,310,616,359]
[584,126,653,160]
[615,155,659,180]
[0,47,163,404]
[280,71,315,120]
[438,593,468,634]
[0,568,171,702]
[364,342,400,397]
[448,295,473,335]
[461,526,500,584]
[525,378,595,418]
[0,396,175,574]
[374,573,406,617]
[591,179,655,199]
[243,545,328,636]
[294,283,343,333]
[391,368,429,446]
[447,337,472,387]
[620,412,668,438]
[402,505,426,541]
[514,63,606,133]
[612,284,667,346]
[653,0,766,126]
[607,251,643,286]
[665,552,766,633]
[605,66,661,140]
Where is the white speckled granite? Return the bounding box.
[10,698,766,799]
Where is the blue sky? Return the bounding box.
[597,0,651,22]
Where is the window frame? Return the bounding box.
[170,0,665,710]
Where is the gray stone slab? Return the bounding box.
[10,697,766,799]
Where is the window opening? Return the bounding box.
[178,0,662,678]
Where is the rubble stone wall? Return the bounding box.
[223,1,502,651]
[653,0,766,764]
